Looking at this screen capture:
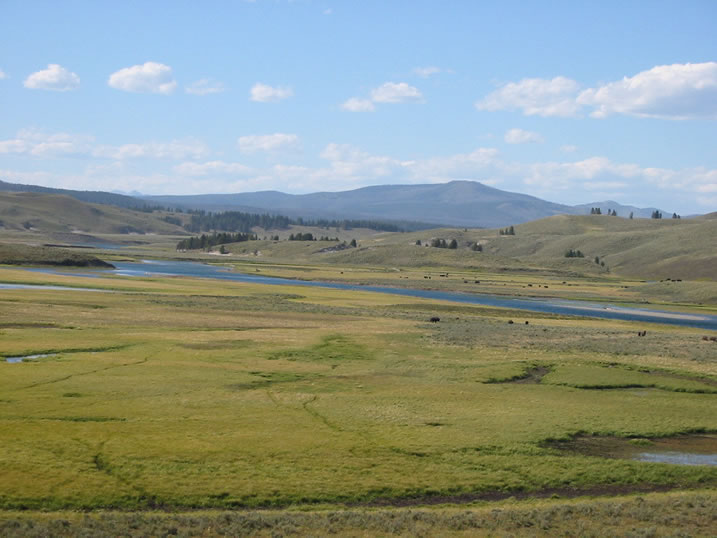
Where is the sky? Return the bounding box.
[1,1,716,214]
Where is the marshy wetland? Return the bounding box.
[1,251,716,536]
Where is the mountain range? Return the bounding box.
[2,179,670,229]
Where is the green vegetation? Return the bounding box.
[0,264,715,515]
[176,231,257,251]
[0,192,186,236]
[1,490,716,536]
[1,191,716,533]
[0,243,114,268]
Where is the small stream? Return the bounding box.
[5,353,56,363]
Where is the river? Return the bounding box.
[20,259,716,331]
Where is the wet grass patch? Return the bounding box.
[546,433,717,467]
[484,364,552,384]
[228,371,313,390]
[178,339,252,350]
[268,334,371,363]
[542,363,717,393]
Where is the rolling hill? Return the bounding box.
[220,213,716,282]
[2,178,677,229]
[0,179,147,209]
[144,180,673,228]
[0,192,186,236]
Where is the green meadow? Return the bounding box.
[0,259,715,530]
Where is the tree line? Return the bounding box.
[176,232,257,251]
[183,210,407,234]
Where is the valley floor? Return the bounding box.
[0,246,715,535]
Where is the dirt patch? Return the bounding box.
[545,433,717,466]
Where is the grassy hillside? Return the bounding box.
[0,243,114,268]
[233,215,715,280]
[217,214,716,281]
[500,215,717,280]
[0,192,187,236]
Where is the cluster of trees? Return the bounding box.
[288,232,316,241]
[183,210,409,235]
[176,232,256,251]
[294,217,404,232]
[589,208,618,216]
[651,210,680,219]
[431,238,458,249]
[185,211,291,233]
[594,255,606,267]
[564,248,585,258]
[499,226,515,236]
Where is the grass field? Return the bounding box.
[1,209,717,534]
[0,259,715,533]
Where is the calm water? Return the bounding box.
[636,452,717,466]
[5,353,56,363]
[31,259,713,331]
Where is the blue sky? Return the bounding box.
[1,1,716,214]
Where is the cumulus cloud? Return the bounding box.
[413,66,442,78]
[504,128,544,144]
[0,129,208,161]
[108,62,177,94]
[185,78,226,95]
[371,82,423,103]
[174,161,252,177]
[250,83,293,102]
[343,81,423,112]
[93,139,208,160]
[0,129,93,156]
[24,64,80,91]
[477,76,581,117]
[577,62,717,119]
[238,133,300,154]
[477,63,717,121]
[341,98,375,112]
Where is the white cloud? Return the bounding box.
[94,139,209,160]
[577,62,717,120]
[24,64,80,91]
[0,129,208,161]
[0,68,7,80]
[478,63,717,121]
[0,129,93,156]
[341,97,375,112]
[343,81,424,112]
[371,82,423,103]
[108,62,177,94]
[250,83,293,102]
[174,161,252,177]
[560,145,578,153]
[477,76,581,117]
[524,157,642,189]
[238,133,300,154]
[414,66,442,78]
[185,78,226,95]
[504,128,544,144]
